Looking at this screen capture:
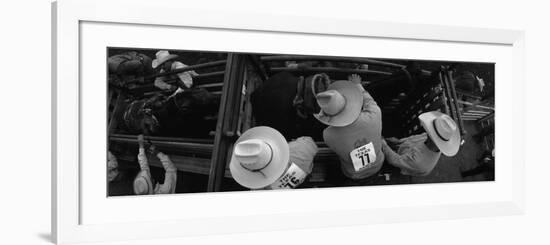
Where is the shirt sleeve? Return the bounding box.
[358,85,382,120]
[381,141,426,175]
[153,69,173,90]
[173,61,194,89]
[288,136,318,175]
[137,147,150,171]
[156,152,177,172]
[154,152,178,194]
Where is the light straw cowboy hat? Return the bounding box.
[229,126,290,189]
[419,111,461,156]
[152,50,179,69]
[133,171,154,195]
[314,80,363,127]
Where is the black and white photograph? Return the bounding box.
[106,47,495,196]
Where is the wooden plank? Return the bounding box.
[260,55,406,69]
[478,112,495,123]
[457,100,495,111]
[129,71,226,93]
[107,92,127,134]
[109,135,214,157]
[246,55,268,81]
[270,67,392,76]
[110,134,214,144]
[439,69,462,136]
[463,110,491,114]
[445,69,466,137]
[117,153,212,175]
[138,60,227,81]
[437,72,452,127]
[463,112,489,116]
[208,54,247,192]
[197,82,224,88]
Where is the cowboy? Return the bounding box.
[133,134,177,195]
[315,74,384,180]
[229,126,318,190]
[382,111,460,176]
[152,50,198,93]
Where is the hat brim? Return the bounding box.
[229,126,290,189]
[419,111,461,156]
[152,54,179,69]
[314,81,363,127]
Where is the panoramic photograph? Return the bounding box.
[106,47,495,196]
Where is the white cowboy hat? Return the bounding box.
[152,50,179,69]
[133,171,154,195]
[314,80,363,127]
[419,111,461,156]
[229,126,290,189]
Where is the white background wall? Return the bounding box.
[0,0,547,244]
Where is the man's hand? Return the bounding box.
[348,74,362,85]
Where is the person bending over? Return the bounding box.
[133,134,177,195]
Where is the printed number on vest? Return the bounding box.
[269,163,307,189]
[350,142,377,172]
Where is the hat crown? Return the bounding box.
[234,139,273,171]
[433,116,457,141]
[316,90,346,116]
[134,176,150,195]
[155,50,171,60]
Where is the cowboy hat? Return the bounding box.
[229,126,290,189]
[152,50,179,69]
[133,171,154,195]
[314,80,363,127]
[419,111,461,156]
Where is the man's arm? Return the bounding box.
[137,135,150,171]
[288,136,318,175]
[156,151,177,172]
[348,74,381,118]
[360,88,381,115]
[155,151,178,194]
[154,76,175,91]
[381,140,424,175]
[173,61,196,89]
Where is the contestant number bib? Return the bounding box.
[269,163,307,189]
[350,142,376,172]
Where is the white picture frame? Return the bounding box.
[52,0,525,244]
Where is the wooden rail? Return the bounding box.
[260,55,406,69]
[109,134,214,156]
[269,67,392,76]
[207,54,247,191]
[142,60,227,80]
